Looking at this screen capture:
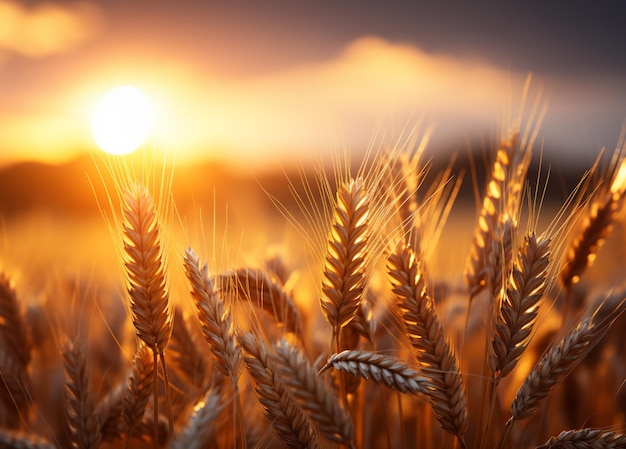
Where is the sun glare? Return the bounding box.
[92,86,153,155]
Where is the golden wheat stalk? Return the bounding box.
[320,177,371,336]
[319,349,427,396]
[121,183,173,437]
[122,342,154,441]
[495,317,607,449]
[219,266,302,339]
[486,216,516,302]
[387,241,468,446]
[273,339,355,447]
[122,184,172,354]
[466,134,519,298]
[239,332,321,449]
[490,232,551,379]
[62,339,102,449]
[184,248,242,383]
[509,317,600,421]
[560,189,624,291]
[537,428,626,449]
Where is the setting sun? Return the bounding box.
[92,85,153,155]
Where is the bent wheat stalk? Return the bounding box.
[239,332,321,449]
[387,242,468,448]
[319,349,427,396]
[498,317,606,449]
[219,266,302,340]
[273,339,355,447]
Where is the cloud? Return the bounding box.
[164,36,529,162]
[0,1,103,58]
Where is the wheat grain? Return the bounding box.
[239,332,321,449]
[183,248,242,383]
[273,339,355,447]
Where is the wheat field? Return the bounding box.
[1,115,626,449]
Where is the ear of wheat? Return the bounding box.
[320,177,371,337]
[121,183,173,437]
[387,241,468,447]
[239,332,321,449]
[466,134,518,298]
[560,188,625,291]
[273,338,355,447]
[490,232,551,379]
[62,339,101,449]
[122,184,172,354]
[509,317,600,422]
[320,349,428,396]
[183,248,242,385]
[122,341,154,441]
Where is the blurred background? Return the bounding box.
[0,1,625,167]
[0,0,625,289]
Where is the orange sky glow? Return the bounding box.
[0,1,624,169]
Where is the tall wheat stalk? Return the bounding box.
[121,183,173,441]
[320,177,371,352]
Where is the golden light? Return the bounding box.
[92,85,152,155]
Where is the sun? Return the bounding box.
[92,86,153,155]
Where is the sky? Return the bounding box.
[0,1,625,168]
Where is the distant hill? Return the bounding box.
[0,149,592,218]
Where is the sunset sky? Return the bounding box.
[0,1,625,168]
